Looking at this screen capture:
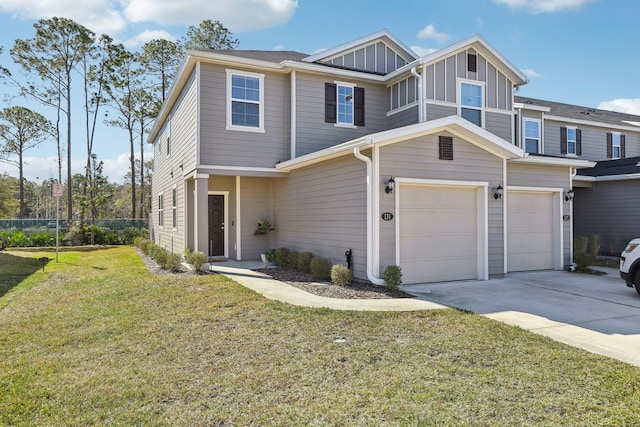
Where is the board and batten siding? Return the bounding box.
[574,180,640,254]
[151,70,198,254]
[272,155,368,280]
[295,73,387,157]
[199,63,289,168]
[379,133,505,275]
[321,40,413,75]
[507,162,572,266]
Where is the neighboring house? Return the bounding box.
[514,97,640,254]
[148,30,594,285]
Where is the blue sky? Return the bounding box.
[1,0,639,183]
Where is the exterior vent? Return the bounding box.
[439,136,454,160]
[467,53,477,73]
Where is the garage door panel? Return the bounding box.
[507,191,554,272]
[400,185,479,284]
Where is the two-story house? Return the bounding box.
[513,97,640,254]
[148,30,595,285]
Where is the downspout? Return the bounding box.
[290,70,297,159]
[354,142,385,286]
[411,66,423,122]
[569,167,577,266]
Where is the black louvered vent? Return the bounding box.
[467,53,477,73]
[439,136,454,160]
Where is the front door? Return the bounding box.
[208,195,225,257]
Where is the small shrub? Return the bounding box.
[310,256,332,281]
[589,234,601,259]
[189,251,207,272]
[153,246,169,267]
[147,242,158,258]
[184,247,194,264]
[84,225,106,244]
[274,247,291,268]
[163,253,183,272]
[288,251,300,270]
[64,223,86,246]
[105,233,122,245]
[383,265,403,291]
[30,233,55,247]
[296,251,314,273]
[573,236,592,272]
[331,264,352,286]
[123,227,145,244]
[9,231,31,247]
[265,249,276,263]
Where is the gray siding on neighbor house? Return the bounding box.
[199,63,290,168]
[574,180,640,254]
[387,106,419,129]
[507,162,572,266]
[151,70,198,254]
[543,120,640,161]
[379,133,505,275]
[486,111,513,143]
[272,155,368,281]
[295,73,387,157]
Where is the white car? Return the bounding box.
[620,238,640,296]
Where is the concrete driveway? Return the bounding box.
[403,268,640,367]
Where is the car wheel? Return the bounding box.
[635,270,640,296]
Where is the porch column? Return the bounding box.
[194,174,209,255]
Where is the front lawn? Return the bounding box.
[1,246,639,425]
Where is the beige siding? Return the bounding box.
[199,63,289,168]
[380,134,505,275]
[295,73,387,157]
[507,162,572,266]
[239,177,273,259]
[272,156,368,280]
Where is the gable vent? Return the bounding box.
[467,53,477,73]
[439,136,454,160]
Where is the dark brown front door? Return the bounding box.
[208,195,224,257]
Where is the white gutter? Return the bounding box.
[411,67,423,122]
[353,143,384,286]
[290,70,297,159]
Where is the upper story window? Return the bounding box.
[607,132,626,159]
[459,81,483,127]
[172,186,177,229]
[325,82,365,127]
[524,119,541,154]
[226,70,264,132]
[560,126,582,156]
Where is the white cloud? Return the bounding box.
[122,0,298,32]
[520,68,540,79]
[416,24,450,44]
[476,16,484,28]
[493,0,596,13]
[124,29,177,48]
[598,98,640,115]
[0,0,126,35]
[410,45,438,57]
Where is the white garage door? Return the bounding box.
[399,185,478,284]
[507,191,554,272]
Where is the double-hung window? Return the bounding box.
[325,82,365,127]
[566,127,576,154]
[158,193,164,227]
[561,126,581,155]
[607,132,625,159]
[524,119,541,154]
[227,70,264,132]
[459,81,483,127]
[172,187,177,229]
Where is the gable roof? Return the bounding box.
[516,96,640,129]
[208,50,309,63]
[577,156,640,177]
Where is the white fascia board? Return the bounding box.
[510,156,596,168]
[545,115,640,133]
[575,173,640,182]
[281,60,386,82]
[302,29,418,63]
[514,103,551,113]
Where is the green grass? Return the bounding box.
[1,246,639,425]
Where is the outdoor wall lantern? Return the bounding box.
[564,189,574,202]
[385,176,396,194]
[493,184,504,200]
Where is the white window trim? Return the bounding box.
[226,69,265,133]
[171,185,177,231]
[566,126,577,156]
[157,192,164,228]
[612,132,622,159]
[457,78,485,128]
[334,80,357,129]
[523,118,542,154]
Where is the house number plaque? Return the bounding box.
[381,212,394,221]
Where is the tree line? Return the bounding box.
[0,18,238,220]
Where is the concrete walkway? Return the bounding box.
[209,261,640,367]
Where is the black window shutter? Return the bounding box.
[325,83,336,123]
[606,132,613,158]
[560,127,567,154]
[439,136,454,160]
[354,87,365,126]
[467,53,477,73]
[576,129,582,155]
[621,134,626,158]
